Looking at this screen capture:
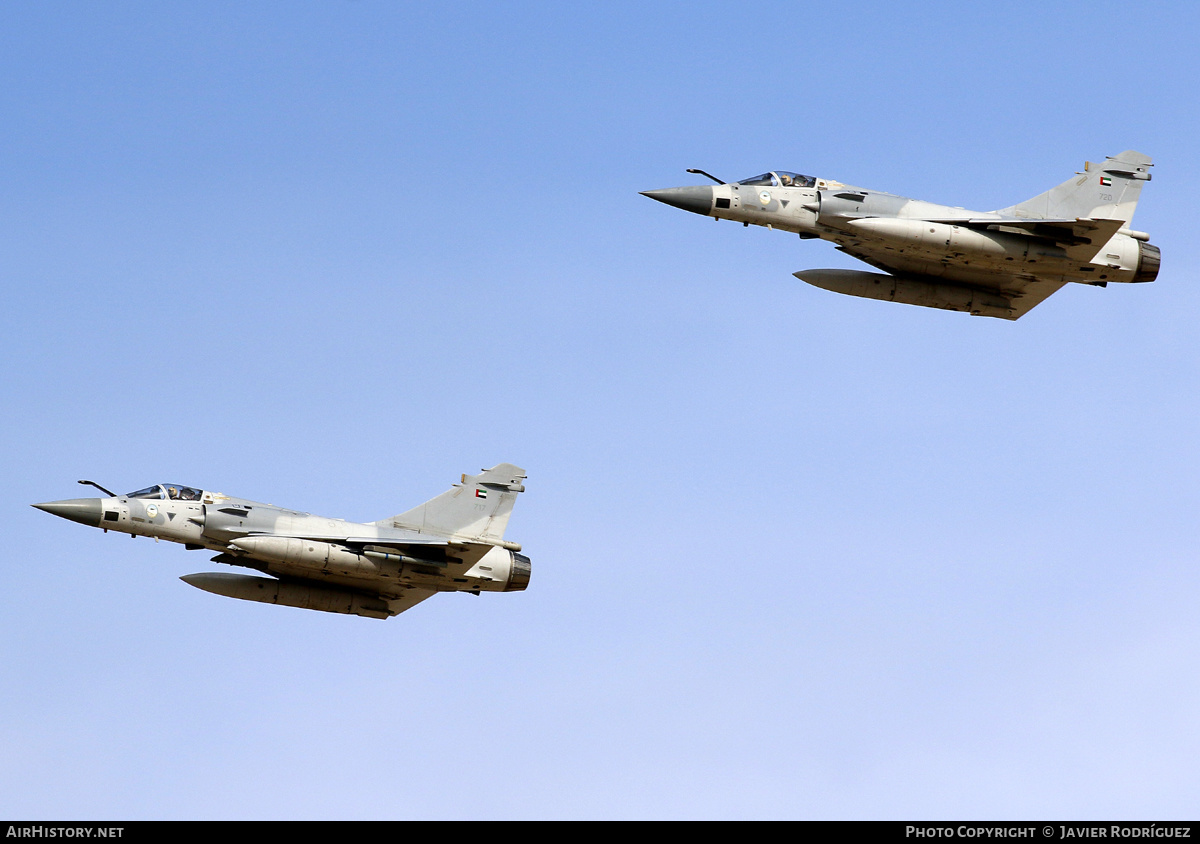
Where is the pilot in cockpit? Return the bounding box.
[129,484,203,501]
[737,171,815,189]
[165,485,203,501]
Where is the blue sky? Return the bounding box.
[3,0,1199,819]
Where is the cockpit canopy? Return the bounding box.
[737,171,815,188]
[127,484,204,501]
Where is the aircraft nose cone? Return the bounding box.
[32,498,103,528]
[640,186,714,216]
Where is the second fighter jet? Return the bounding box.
[642,152,1159,320]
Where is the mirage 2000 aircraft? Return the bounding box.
[33,464,530,620]
[642,151,1159,320]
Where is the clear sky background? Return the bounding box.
[3,0,1198,820]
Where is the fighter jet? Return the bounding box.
[642,152,1159,319]
[32,464,531,620]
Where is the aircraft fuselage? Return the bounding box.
[667,179,1156,288]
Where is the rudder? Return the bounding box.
[376,463,527,543]
[997,150,1152,224]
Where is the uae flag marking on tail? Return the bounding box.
[475,489,488,499]
[1100,176,1112,186]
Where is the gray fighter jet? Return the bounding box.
[33,465,530,620]
[642,152,1159,319]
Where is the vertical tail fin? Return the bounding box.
[997,150,1152,224]
[376,463,527,543]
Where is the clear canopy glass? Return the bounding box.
[737,171,815,188]
[126,484,203,501]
